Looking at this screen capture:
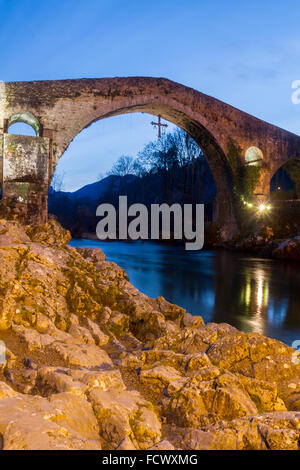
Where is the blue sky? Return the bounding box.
[2,0,300,190]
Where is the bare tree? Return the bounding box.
[107,155,136,176]
[137,128,204,173]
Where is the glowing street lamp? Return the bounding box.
[258,203,271,213]
[259,204,266,212]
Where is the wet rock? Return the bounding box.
[272,237,300,260]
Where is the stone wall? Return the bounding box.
[0,133,49,224]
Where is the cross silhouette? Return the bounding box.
[151,114,168,138]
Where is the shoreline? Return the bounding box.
[76,231,300,261]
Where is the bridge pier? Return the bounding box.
[253,167,272,204]
[213,192,238,240]
[0,132,50,225]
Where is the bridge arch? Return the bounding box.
[270,158,300,197]
[53,101,237,237]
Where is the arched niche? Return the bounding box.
[245,146,263,167]
[7,111,40,136]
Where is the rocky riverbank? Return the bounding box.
[0,219,299,450]
[226,234,300,260]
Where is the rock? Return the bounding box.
[207,332,300,388]
[185,353,212,372]
[149,440,175,450]
[272,237,300,260]
[12,325,55,351]
[76,247,106,264]
[26,220,71,247]
[48,392,101,445]
[77,368,126,392]
[48,341,113,368]
[108,311,130,337]
[182,313,204,329]
[89,389,161,449]
[68,323,95,344]
[35,313,52,334]
[141,349,186,371]
[0,381,17,399]
[188,365,221,382]
[36,366,87,397]
[140,365,182,391]
[132,311,167,341]
[23,358,37,369]
[235,374,287,412]
[167,379,258,427]
[116,436,137,450]
[80,317,109,346]
[183,411,300,450]
[3,367,14,384]
[152,296,185,323]
[0,219,299,450]
[0,392,101,449]
[154,322,237,355]
[0,219,31,245]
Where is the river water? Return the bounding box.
[70,239,300,347]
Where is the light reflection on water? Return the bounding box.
[69,239,300,346]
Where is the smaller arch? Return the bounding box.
[7,111,40,136]
[271,158,300,197]
[245,146,263,167]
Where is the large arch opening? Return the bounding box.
[49,101,236,239]
[270,159,300,199]
[48,111,220,240]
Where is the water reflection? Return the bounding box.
[69,239,300,346]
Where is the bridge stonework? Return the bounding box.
[0,77,299,237]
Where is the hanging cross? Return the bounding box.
[151,114,168,138]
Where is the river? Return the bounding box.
[69,239,300,347]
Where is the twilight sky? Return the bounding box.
[1,0,300,190]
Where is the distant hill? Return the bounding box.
[68,174,138,203]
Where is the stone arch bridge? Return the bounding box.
[0,77,299,238]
